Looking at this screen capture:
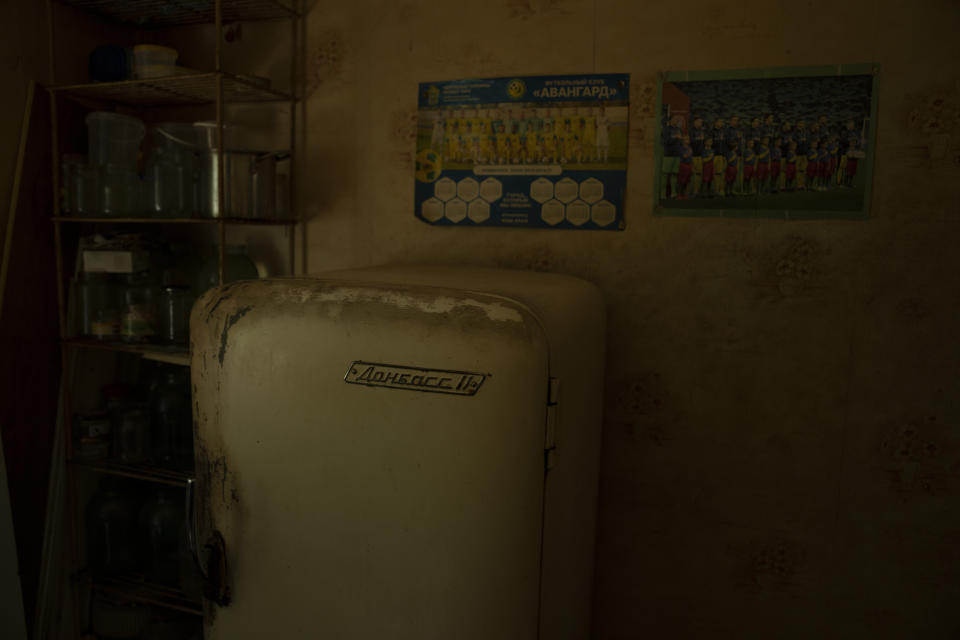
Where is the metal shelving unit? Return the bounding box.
[71,459,194,487]
[53,72,292,107]
[54,215,298,225]
[56,0,296,27]
[63,338,191,366]
[47,0,303,634]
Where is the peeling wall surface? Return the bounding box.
[298,1,960,636]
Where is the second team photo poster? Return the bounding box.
[415,74,629,230]
[654,64,878,219]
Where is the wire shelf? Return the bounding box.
[78,571,203,616]
[54,216,299,226]
[53,72,291,107]
[64,338,191,367]
[57,0,297,27]
[72,458,196,487]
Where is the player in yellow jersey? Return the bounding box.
[508,124,523,163]
[596,107,610,163]
[494,123,509,164]
[478,130,493,164]
[556,120,572,164]
[470,111,483,140]
[570,110,583,140]
[457,112,471,153]
[431,111,445,153]
[524,127,538,163]
[444,112,459,161]
[581,111,597,161]
[457,130,470,163]
[542,123,558,163]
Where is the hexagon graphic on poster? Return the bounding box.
[591,200,617,227]
[434,177,457,202]
[468,200,491,223]
[457,178,480,202]
[479,178,503,202]
[555,178,578,203]
[445,198,468,223]
[566,200,590,226]
[530,177,554,204]
[541,199,565,226]
[421,197,444,222]
[579,177,603,204]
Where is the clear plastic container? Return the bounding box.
[133,44,178,79]
[148,123,199,217]
[86,112,145,167]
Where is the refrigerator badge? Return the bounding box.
[344,361,487,396]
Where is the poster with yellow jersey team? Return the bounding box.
[416,74,629,229]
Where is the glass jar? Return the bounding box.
[100,164,140,217]
[120,273,157,343]
[139,488,185,586]
[159,286,194,345]
[75,410,112,460]
[74,164,100,215]
[114,403,149,464]
[60,154,85,215]
[85,477,139,574]
[150,367,193,470]
[77,272,121,340]
[148,123,198,218]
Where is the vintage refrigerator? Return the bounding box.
[189,266,605,639]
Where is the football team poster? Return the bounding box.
[415,74,629,229]
[654,64,878,219]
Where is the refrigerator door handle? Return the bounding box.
[186,478,232,606]
[185,478,206,579]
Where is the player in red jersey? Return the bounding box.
[724,141,739,197]
[676,135,693,199]
[769,136,782,192]
[756,137,771,193]
[742,139,757,194]
[701,137,715,197]
[784,141,797,191]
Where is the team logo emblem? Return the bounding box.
[506,78,526,99]
[415,149,442,182]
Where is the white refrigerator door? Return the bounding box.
[192,278,550,639]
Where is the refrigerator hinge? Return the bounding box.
[545,377,559,470]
